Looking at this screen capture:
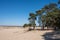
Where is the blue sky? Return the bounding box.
[0,0,58,26]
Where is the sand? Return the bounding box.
[0,27,53,40]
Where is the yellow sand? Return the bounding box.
[0,27,52,40]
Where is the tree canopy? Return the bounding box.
[28,0,60,30]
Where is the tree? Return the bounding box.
[36,9,45,29]
[23,24,28,28]
[41,15,46,29]
[28,0,60,30]
[43,2,60,30]
[28,13,36,30]
[42,3,58,29]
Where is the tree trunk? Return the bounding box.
[42,26,44,30]
[47,26,48,30]
[42,24,44,30]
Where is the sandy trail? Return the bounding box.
[0,27,52,40]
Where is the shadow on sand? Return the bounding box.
[42,31,60,40]
[23,28,53,34]
[23,28,54,33]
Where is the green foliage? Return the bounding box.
[23,24,28,28]
[36,0,60,29]
[43,3,60,29]
[58,0,60,4]
[28,13,36,29]
[28,0,60,30]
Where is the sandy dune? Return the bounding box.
[0,27,52,40]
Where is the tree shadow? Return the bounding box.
[42,31,60,40]
[23,28,54,33]
[23,28,33,33]
[36,29,53,31]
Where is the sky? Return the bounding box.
[0,0,58,26]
